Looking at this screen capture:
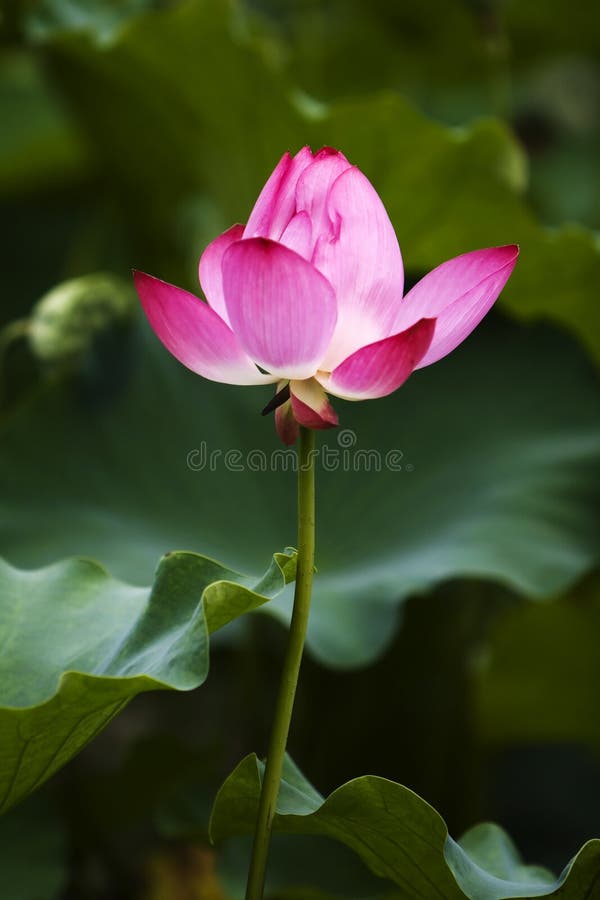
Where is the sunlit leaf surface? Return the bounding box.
[0,549,294,813]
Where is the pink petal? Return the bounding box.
[275,398,299,446]
[321,318,436,400]
[295,146,352,242]
[133,271,275,386]
[244,147,314,241]
[198,223,244,327]
[280,211,313,260]
[314,167,404,371]
[222,238,337,380]
[392,245,519,368]
[290,378,339,429]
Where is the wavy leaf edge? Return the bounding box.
[210,753,600,900]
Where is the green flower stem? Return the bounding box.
[245,425,316,900]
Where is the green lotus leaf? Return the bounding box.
[0,50,87,196]
[475,574,600,748]
[210,753,600,899]
[1,311,599,668]
[0,548,295,814]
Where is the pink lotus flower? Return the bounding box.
[134,147,518,444]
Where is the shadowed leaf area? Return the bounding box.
[1,314,598,667]
[211,753,600,900]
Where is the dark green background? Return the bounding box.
[1,1,599,897]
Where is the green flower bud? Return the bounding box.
[28,273,136,364]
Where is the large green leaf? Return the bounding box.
[475,574,600,748]
[0,50,87,196]
[217,835,397,900]
[24,0,172,43]
[29,0,600,363]
[1,310,599,668]
[0,548,294,814]
[210,753,600,899]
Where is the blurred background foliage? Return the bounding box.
[1,0,599,897]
